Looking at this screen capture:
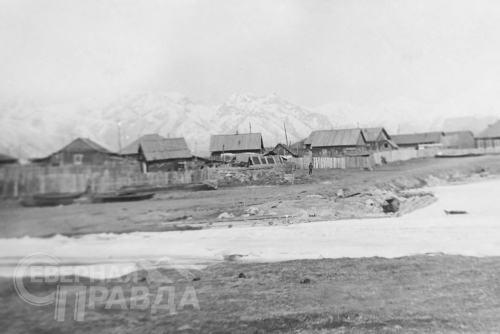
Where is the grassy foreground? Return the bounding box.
[2,255,500,333]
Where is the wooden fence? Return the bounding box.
[291,146,500,171]
[290,155,375,170]
[0,165,213,198]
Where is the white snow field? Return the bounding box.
[0,178,499,277]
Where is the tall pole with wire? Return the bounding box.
[117,120,122,155]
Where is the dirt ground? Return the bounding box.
[1,155,500,238]
[2,254,500,333]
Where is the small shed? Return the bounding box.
[271,143,298,158]
[138,138,193,172]
[391,132,445,150]
[361,128,398,151]
[289,138,308,157]
[34,138,118,166]
[443,131,475,149]
[209,133,265,160]
[475,121,500,148]
[305,129,367,157]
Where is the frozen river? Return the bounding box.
[1,178,500,277]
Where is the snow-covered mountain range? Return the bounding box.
[0,92,498,159]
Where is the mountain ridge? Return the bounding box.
[0,92,497,159]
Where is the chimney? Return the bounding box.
[236,131,238,135]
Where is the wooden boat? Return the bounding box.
[91,192,155,204]
[20,197,75,207]
[116,180,218,194]
[33,191,86,201]
[435,153,484,158]
[31,184,91,202]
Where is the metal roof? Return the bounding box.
[209,133,263,152]
[120,134,168,155]
[139,139,192,161]
[391,132,444,145]
[477,121,500,139]
[307,129,365,147]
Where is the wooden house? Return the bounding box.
[138,138,194,172]
[209,133,265,160]
[443,131,475,149]
[33,138,119,166]
[0,153,18,166]
[305,129,367,157]
[361,128,398,151]
[120,134,167,159]
[475,121,500,148]
[391,132,445,150]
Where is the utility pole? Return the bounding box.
[249,123,252,133]
[117,120,122,154]
[284,121,289,147]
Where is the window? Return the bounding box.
[73,154,83,165]
[494,139,500,148]
[384,143,388,148]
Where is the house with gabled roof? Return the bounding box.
[391,132,445,150]
[32,138,120,166]
[137,137,195,172]
[269,143,298,157]
[361,127,398,151]
[209,133,265,160]
[120,134,168,159]
[475,121,500,149]
[0,153,18,166]
[305,129,367,157]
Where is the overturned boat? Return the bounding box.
[90,192,155,204]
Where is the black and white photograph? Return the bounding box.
[1,0,500,333]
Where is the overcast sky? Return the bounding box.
[1,0,500,109]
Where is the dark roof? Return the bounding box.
[139,139,192,162]
[361,127,391,142]
[306,129,366,147]
[391,132,444,145]
[209,133,263,152]
[120,134,168,155]
[59,138,113,154]
[476,121,500,139]
[0,153,17,163]
[274,143,298,156]
[386,140,399,149]
[290,138,307,149]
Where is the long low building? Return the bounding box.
[305,129,367,157]
[209,133,265,160]
[136,137,199,172]
[391,132,445,149]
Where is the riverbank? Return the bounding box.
[1,155,500,239]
